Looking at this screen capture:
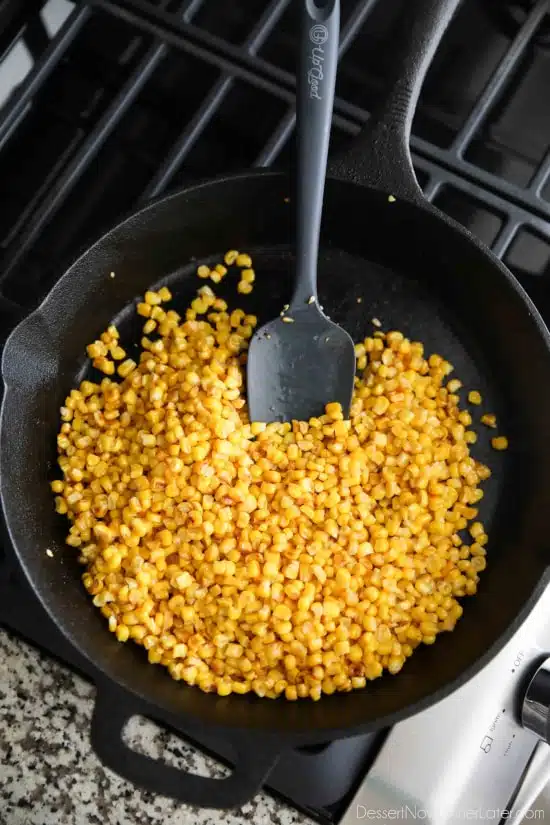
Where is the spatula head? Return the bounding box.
[246,305,356,424]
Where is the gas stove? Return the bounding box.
[1,0,550,822]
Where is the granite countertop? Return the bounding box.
[0,628,312,825]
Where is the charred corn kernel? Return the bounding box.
[492,436,508,451]
[55,258,493,700]
[468,390,482,405]
[481,414,497,428]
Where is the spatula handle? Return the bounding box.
[293,0,339,308]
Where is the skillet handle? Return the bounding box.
[90,686,281,808]
[329,0,462,201]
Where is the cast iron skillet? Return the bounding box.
[2,0,550,809]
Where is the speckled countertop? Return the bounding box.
[0,628,312,825]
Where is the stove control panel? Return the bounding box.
[341,591,550,825]
[522,657,550,744]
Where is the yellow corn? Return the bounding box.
[55,249,494,702]
[236,253,252,268]
[118,359,137,378]
[224,250,239,265]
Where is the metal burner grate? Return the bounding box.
[0,0,549,317]
[482,0,550,46]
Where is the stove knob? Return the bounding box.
[522,657,550,743]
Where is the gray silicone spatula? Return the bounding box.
[246,0,355,424]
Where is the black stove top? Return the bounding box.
[0,0,549,820]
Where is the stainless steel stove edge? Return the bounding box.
[341,587,550,825]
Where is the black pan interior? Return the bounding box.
[2,171,550,742]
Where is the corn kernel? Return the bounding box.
[145,290,162,306]
[116,625,130,643]
[111,345,126,361]
[491,436,508,451]
[236,253,252,268]
[225,250,239,265]
[118,359,137,378]
[273,604,292,621]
